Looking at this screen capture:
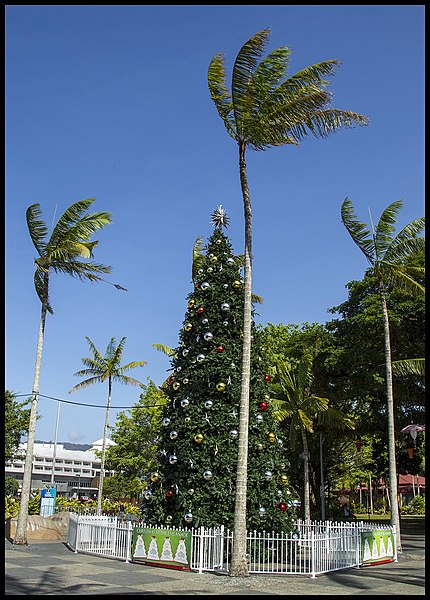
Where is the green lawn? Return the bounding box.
[355,513,424,524]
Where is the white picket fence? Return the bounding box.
[67,513,396,577]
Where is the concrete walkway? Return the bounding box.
[5,520,425,595]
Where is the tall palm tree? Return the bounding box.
[341,197,425,550]
[208,28,368,576]
[14,199,115,546]
[69,336,147,513]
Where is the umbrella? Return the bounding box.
[400,424,425,440]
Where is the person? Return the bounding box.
[119,503,125,520]
[343,504,350,518]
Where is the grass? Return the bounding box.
[354,513,424,523]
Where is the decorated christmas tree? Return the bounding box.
[143,207,295,532]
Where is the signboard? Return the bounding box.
[361,529,395,565]
[40,487,57,517]
[132,527,192,570]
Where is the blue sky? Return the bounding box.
[5,5,425,444]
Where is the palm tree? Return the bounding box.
[69,336,147,513]
[208,28,368,575]
[341,197,425,550]
[14,199,115,546]
[270,356,330,525]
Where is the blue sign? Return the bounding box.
[40,487,57,516]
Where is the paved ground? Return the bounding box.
[5,520,425,595]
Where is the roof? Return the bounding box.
[16,439,116,462]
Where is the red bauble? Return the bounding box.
[264,374,271,382]
[166,490,173,498]
[217,345,225,353]
[259,401,268,411]
[279,502,287,512]
[197,307,204,314]
[168,375,175,385]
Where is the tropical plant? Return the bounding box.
[69,336,147,513]
[270,356,330,524]
[14,198,116,546]
[5,390,31,463]
[340,197,425,550]
[208,28,368,575]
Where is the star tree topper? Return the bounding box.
[211,205,230,229]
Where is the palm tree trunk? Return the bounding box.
[378,279,402,551]
[14,277,49,545]
[301,428,311,525]
[97,377,112,514]
[230,143,252,577]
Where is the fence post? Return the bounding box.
[310,530,316,578]
[74,514,80,553]
[392,524,398,562]
[197,526,205,574]
[125,521,133,563]
[355,522,361,569]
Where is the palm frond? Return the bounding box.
[208,53,236,139]
[341,198,376,264]
[231,28,271,136]
[383,218,425,263]
[26,204,48,256]
[392,358,425,378]
[380,261,425,296]
[33,269,53,314]
[152,343,177,357]
[192,237,205,281]
[374,200,404,260]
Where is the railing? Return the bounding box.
[67,514,396,577]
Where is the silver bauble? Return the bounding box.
[169,454,178,464]
[196,353,205,363]
[201,282,210,291]
[202,318,209,325]
[162,417,171,427]
[229,429,239,439]
[204,400,213,409]
[180,398,189,408]
[184,512,193,523]
[256,414,264,424]
[265,470,273,481]
[169,430,178,440]
[182,348,189,357]
[203,332,213,342]
[144,490,152,499]
[203,470,213,480]
[221,302,230,311]
[258,507,266,516]
[226,257,235,266]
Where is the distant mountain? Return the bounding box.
[35,440,92,451]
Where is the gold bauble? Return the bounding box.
[216,382,226,392]
[280,474,289,485]
[194,433,204,444]
[232,280,241,289]
[172,382,180,390]
[188,299,195,308]
[150,472,160,482]
[267,432,276,442]
[184,322,192,331]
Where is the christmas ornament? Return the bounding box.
[194,433,204,444]
[162,417,171,427]
[202,318,209,325]
[221,302,230,311]
[201,282,210,291]
[184,512,193,523]
[229,429,238,439]
[184,323,192,331]
[183,378,189,384]
[216,382,226,392]
[150,472,159,482]
[169,430,178,440]
[277,438,283,446]
[264,470,273,481]
[222,320,229,326]
[258,507,266,516]
[173,382,180,390]
[276,490,283,498]
[180,398,189,408]
[196,353,205,363]
[259,401,268,411]
[279,502,287,512]
[256,414,264,424]
[188,299,195,308]
[197,307,204,315]
[144,490,152,499]
[166,490,173,498]
[256,443,264,451]
[204,400,213,409]
[209,254,218,263]
[267,432,276,442]
[168,375,175,385]
[217,345,224,353]
[203,332,213,342]
[207,266,213,273]
[197,268,203,274]
[182,348,189,357]
[211,205,230,229]
[264,374,271,382]
[226,257,235,266]
[166,515,173,523]
[223,284,228,289]
[232,280,241,288]
[203,470,213,480]
[188,489,195,495]
[280,474,289,485]
[169,454,178,464]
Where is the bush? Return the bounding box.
[401,495,425,515]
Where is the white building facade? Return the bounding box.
[5,438,116,499]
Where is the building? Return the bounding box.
[5,439,116,499]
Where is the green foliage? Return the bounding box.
[102,473,145,500]
[401,495,425,515]
[142,226,296,532]
[5,390,30,463]
[5,477,19,497]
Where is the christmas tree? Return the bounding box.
[143,207,295,532]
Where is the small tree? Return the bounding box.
[69,336,147,513]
